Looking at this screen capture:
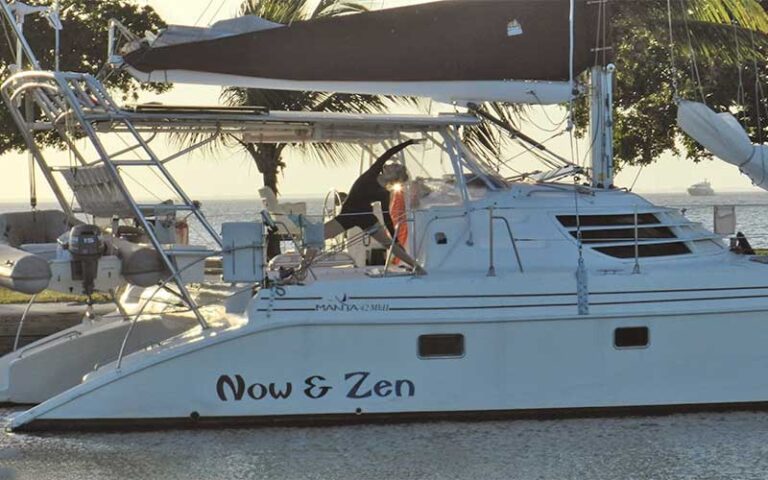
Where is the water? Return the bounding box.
[2,408,768,479]
[2,192,768,479]
[644,192,768,247]
[5,191,768,248]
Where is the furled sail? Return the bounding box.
[677,101,768,190]
[120,0,599,105]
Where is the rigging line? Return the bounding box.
[748,26,766,144]
[592,0,603,67]
[499,137,561,172]
[569,0,587,299]
[629,165,645,191]
[0,15,16,60]
[733,21,747,125]
[679,0,706,104]
[528,93,572,131]
[601,0,608,67]
[206,0,229,26]
[120,168,164,202]
[470,105,573,169]
[568,0,576,132]
[666,0,680,100]
[112,132,179,200]
[194,0,216,26]
[524,104,570,133]
[500,130,567,165]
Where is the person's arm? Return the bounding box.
[368,139,420,175]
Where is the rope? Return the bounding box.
[193,0,216,26]
[666,0,680,100]
[567,0,576,132]
[205,0,229,26]
[733,21,748,125]
[121,168,164,202]
[748,27,765,144]
[629,165,645,191]
[679,0,706,103]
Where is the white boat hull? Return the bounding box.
[10,303,768,430]
[0,314,196,405]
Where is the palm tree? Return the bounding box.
[217,0,401,198]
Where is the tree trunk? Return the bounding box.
[244,143,285,260]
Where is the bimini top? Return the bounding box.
[93,105,482,144]
[120,0,600,105]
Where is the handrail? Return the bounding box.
[633,206,641,274]
[488,208,525,274]
[383,217,420,277]
[12,295,37,352]
[17,330,82,359]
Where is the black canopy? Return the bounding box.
[124,0,601,84]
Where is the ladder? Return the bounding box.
[1,71,222,329]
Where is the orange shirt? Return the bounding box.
[389,190,408,264]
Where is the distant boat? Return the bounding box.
[688,180,715,196]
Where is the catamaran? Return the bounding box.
[2,0,768,431]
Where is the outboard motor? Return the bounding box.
[66,225,105,297]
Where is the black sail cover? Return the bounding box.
[123,0,600,103]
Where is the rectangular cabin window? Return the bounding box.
[614,327,649,348]
[556,214,691,258]
[558,214,659,228]
[576,227,677,244]
[595,242,690,258]
[418,334,464,358]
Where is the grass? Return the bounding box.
[0,288,110,305]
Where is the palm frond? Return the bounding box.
[312,0,368,18]
[238,0,311,22]
[686,0,768,32]
[461,103,529,166]
[209,0,423,183]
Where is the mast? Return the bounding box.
[589,63,615,189]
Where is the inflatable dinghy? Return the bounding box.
[0,210,77,294]
[0,210,171,295]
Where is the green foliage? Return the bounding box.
[573,0,768,170]
[0,0,168,155]
[477,0,768,173]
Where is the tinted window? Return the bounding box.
[574,227,677,244]
[596,243,690,258]
[418,334,464,358]
[557,214,659,228]
[557,214,690,258]
[615,327,649,348]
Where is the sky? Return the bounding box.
[0,0,761,202]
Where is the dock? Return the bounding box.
[0,304,114,356]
